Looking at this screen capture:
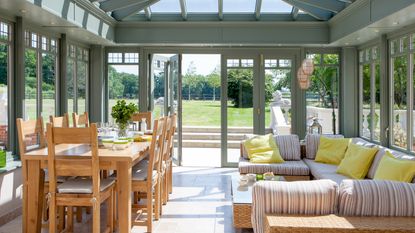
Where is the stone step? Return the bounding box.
[177,132,246,141]
[178,140,241,148]
[181,126,253,134]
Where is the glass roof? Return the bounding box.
[187,0,218,13]
[261,0,293,13]
[150,0,181,13]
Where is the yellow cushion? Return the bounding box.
[243,134,284,164]
[315,136,351,165]
[374,151,415,182]
[336,143,379,179]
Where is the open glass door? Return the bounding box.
[222,56,259,167]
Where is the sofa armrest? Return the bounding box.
[252,180,338,233]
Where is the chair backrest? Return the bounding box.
[72,112,89,128]
[46,123,100,196]
[131,112,152,130]
[49,113,70,128]
[16,117,46,155]
[147,117,167,180]
[163,113,177,161]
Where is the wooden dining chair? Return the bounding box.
[161,114,175,207]
[131,117,167,232]
[167,113,176,196]
[130,112,152,131]
[49,113,70,128]
[46,123,115,233]
[72,112,89,128]
[16,117,46,233]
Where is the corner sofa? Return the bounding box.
[238,134,415,233]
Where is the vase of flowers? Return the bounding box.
[111,100,138,137]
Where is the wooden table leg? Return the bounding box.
[117,161,132,233]
[26,160,44,233]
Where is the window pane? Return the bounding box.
[41,53,55,120]
[24,50,37,120]
[227,59,239,67]
[108,53,122,63]
[108,65,139,123]
[279,59,291,67]
[67,59,75,113]
[391,40,398,55]
[306,54,339,134]
[265,61,292,135]
[0,22,8,41]
[31,33,38,48]
[323,54,339,65]
[77,61,87,114]
[124,53,139,63]
[361,64,371,139]
[0,43,8,149]
[392,56,407,148]
[265,59,277,68]
[241,59,253,67]
[187,0,217,12]
[307,53,321,65]
[224,0,255,12]
[150,0,181,12]
[373,63,381,141]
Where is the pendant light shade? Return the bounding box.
[301,58,315,75]
[297,67,310,90]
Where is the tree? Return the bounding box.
[207,65,220,101]
[182,61,198,100]
[227,69,254,107]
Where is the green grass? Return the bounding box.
[26,99,272,127]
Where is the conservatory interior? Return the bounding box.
[0,0,415,233]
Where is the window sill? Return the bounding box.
[0,160,22,174]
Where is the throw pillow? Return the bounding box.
[243,134,284,163]
[336,143,379,179]
[315,136,350,165]
[374,151,415,182]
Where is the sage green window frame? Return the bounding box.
[359,45,380,142]
[104,48,140,122]
[23,30,59,120]
[67,44,89,114]
[0,19,12,151]
[389,33,415,153]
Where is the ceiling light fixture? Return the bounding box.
[356,37,361,41]
[374,29,380,33]
[393,21,399,25]
[20,9,27,13]
[345,42,350,45]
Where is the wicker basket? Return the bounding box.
[265,214,415,233]
[233,204,252,228]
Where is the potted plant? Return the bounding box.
[111,100,138,137]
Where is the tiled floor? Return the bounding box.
[0,167,253,233]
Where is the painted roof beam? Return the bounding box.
[292,0,345,13]
[112,0,159,21]
[255,0,262,20]
[179,0,187,20]
[291,6,299,20]
[282,0,332,20]
[100,0,148,12]
[144,7,152,20]
[218,0,223,20]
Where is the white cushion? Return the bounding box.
[57,178,115,194]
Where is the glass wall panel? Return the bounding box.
[0,42,8,148]
[67,45,88,116]
[391,56,407,148]
[77,60,87,113]
[24,49,37,120]
[374,63,381,141]
[265,59,292,135]
[306,53,339,134]
[67,59,74,113]
[41,53,55,120]
[362,64,371,138]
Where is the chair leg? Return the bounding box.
[164,172,168,205]
[133,192,139,204]
[146,191,153,232]
[154,181,161,220]
[168,162,173,194]
[67,207,74,233]
[58,206,65,232]
[92,200,100,233]
[107,189,114,233]
[76,207,83,223]
[49,198,57,233]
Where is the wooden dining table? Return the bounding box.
[21,141,150,233]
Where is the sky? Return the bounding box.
[112,54,220,76]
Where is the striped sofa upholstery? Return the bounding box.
[305,134,344,160]
[339,179,415,216]
[252,180,338,233]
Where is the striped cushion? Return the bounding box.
[339,179,415,216]
[252,180,338,233]
[305,134,344,159]
[241,134,301,161]
[238,157,309,176]
[273,135,301,161]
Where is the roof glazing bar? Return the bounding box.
[218,0,223,20]
[144,7,152,20]
[112,0,160,20]
[294,0,345,13]
[100,0,148,12]
[255,0,262,20]
[282,0,332,20]
[180,0,187,20]
[291,6,299,20]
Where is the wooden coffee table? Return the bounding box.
[231,173,286,229]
